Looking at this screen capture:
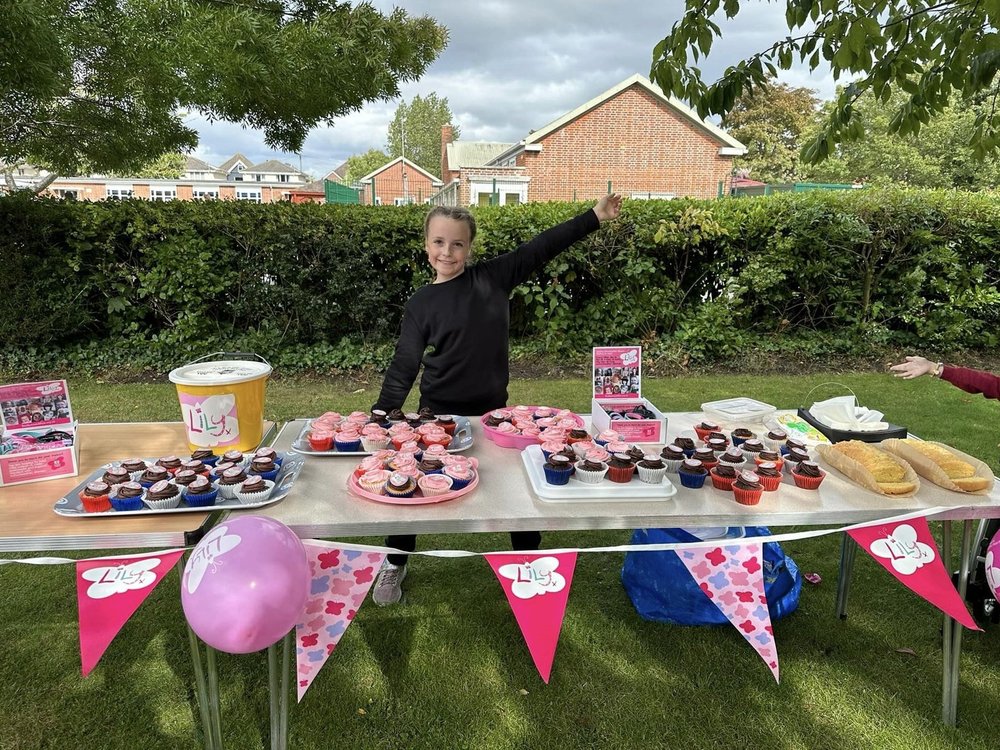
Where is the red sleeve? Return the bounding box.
[940,365,1000,401]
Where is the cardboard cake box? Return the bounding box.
[590,346,667,443]
[0,380,80,487]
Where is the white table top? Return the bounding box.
[227,413,1000,538]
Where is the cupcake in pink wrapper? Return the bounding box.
[444,462,475,490]
[358,469,390,495]
[308,429,334,451]
[541,441,567,459]
[732,471,764,506]
[693,421,721,441]
[422,432,452,449]
[418,473,454,497]
[594,430,622,445]
[710,464,738,491]
[756,462,783,491]
[355,455,385,476]
[792,460,826,490]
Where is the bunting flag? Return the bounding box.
[486,552,577,683]
[678,543,780,682]
[295,542,386,701]
[847,518,981,631]
[76,550,185,676]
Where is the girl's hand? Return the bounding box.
[889,356,937,379]
[593,193,622,223]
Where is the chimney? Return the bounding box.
[440,124,453,183]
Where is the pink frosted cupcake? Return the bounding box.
[541,440,568,459]
[444,462,475,490]
[358,469,390,495]
[595,430,621,447]
[418,473,454,496]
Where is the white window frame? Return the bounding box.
[629,191,676,200]
[277,174,289,183]
[470,178,528,206]
[193,188,219,200]
[106,184,133,200]
[235,187,262,203]
[149,186,176,201]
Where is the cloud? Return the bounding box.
[192,1,836,175]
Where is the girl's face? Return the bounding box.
[425,216,472,283]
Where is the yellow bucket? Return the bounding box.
[168,353,272,454]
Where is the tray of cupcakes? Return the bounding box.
[292,408,474,456]
[673,420,827,505]
[345,446,479,505]
[480,405,586,450]
[53,447,304,517]
[519,437,677,502]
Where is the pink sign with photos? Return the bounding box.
[592,346,642,400]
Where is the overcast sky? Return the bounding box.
[190,1,836,177]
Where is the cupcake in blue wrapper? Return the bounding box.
[444,463,475,490]
[383,472,418,499]
[677,458,709,489]
[253,447,283,468]
[183,476,219,507]
[137,465,169,488]
[110,481,146,512]
[542,454,574,485]
[333,433,362,452]
[191,448,219,467]
[417,457,445,475]
[673,437,696,458]
[248,455,280,482]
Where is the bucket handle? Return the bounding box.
[186,352,272,368]
[804,381,857,405]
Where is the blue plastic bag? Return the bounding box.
[621,527,802,625]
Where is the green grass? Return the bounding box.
[2,372,999,749]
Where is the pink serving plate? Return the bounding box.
[479,407,585,451]
[346,470,479,505]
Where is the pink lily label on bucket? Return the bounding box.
[592,346,642,401]
[179,392,240,448]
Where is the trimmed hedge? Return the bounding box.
[1,188,999,376]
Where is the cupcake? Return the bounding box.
[693,447,718,471]
[710,464,738,491]
[783,446,810,474]
[659,444,686,472]
[370,409,389,427]
[235,475,274,505]
[355,456,385,477]
[444,463,475,490]
[606,453,636,484]
[756,462,783,491]
[571,440,596,459]
[173,469,199,487]
[741,438,765,460]
[762,429,788,452]
[183,476,218,507]
[543,454,575,485]
[718,447,747,471]
[677,459,709,489]
[144,479,181,510]
[594,430,621,447]
[334,431,362,452]
[782,438,807,456]
[110,481,145,512]
[792,460,826,490]
[253,447,283,467]
[138,465,169,488]
[384,472,418,498]
[694,421,720,441]
[755,450,784,472]
[418,457,445,475]
[180,459,209,476]
[387,408,406,424]
[156,455,182,474]
[307,429,334,451]
[706,437,729,455]
[732,471,764,506]
[637,455,667,484]
[436,415,457,435]
[484,410,509,427]
[248,455,279,481]
[418,473,454,497]
[120,458,148,480]
[418,407,437,423]
[585,447,611,464]
[102,466,131,486]
[361,432,391,453]
[191,448,218,466]
[404,412,422,428]
[567,428,590,444]
[673,437,696,457]
[210,461,236,479]
[731,428,755,447]
[574,458,609,484]
[626,445,646,465]
[541,441,568,459]
[222,450,245,466]
[358,469,390,495]
[217,466,248,500]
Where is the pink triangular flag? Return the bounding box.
[678,542,780,682]
[77,550,185,676]
[295,543,386,701]
[486,552,577,683]
[848,517,980,630]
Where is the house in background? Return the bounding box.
[358,156,442,205]
[434,74,746,206]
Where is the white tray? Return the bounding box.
[289,417,474,456]
[520,445,677,503]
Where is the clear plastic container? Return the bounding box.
[700,397,776,424]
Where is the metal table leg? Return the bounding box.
[268,631,293,750]
[946,520,974,726]
[205,645,223,749]
[186,623,217,750]
[268,642,280,750]
[836,533,857,619]
[941,520,953,725]
[279,631,292,750]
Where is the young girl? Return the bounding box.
[371,194,623,605]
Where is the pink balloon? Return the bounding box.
[182,515,308,654]
[986,527,1000,601]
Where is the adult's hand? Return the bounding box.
[593,193,622,223]
[889,355,938,379]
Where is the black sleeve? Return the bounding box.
[373,303,425,412]
[480,209,600,291]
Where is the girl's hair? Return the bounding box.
[424,206,477,243]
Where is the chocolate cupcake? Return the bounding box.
[757,450,782,463]
[404,412,422,428]
[190,448,217,465]
[387,408,406,423]
[574,458,608,484]
[183,475,218,507]
[102,466,130,485]
[693,447,716,464]
[138,465,169,488]
[222,450,244,465]
[371,409,390,427]
[173,469,199,487]
[418,407,437,423]
[732,471,764,505]
[636,455,667,484]
[484,410,508,427]
[783,446,810,473]
[677,458,709,488]
[756,462,783,491]
[731,428,755,446]
[110,480,145,511]
[710,463,739,491]
[418,457,445,474]
[156,455,182,473]
[606,453,635,484]
[792,460,826,490]
[80,481,112,513]
[626,445,646,464]
[384,472,418,498]
[249,455,279,480]
[706,437,729,454]
[120,458,147,478]
[763,429,788,451]
[144,479,181,510]
[742,438,765,456]
[217,466,248,499]
[659,444,686,472]
[181,459,207,475]
[719,447,747,469]
[673,436,696,456]
[236,474,273,504]
[543,454,575,485]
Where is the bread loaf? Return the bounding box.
[816,441,920,496]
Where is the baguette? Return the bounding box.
[816,441,920,496]
[881,439,994,494]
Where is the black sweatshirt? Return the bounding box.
[374,209,601,416]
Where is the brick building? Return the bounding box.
[435,74,746,205]
[358,157,443,205]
